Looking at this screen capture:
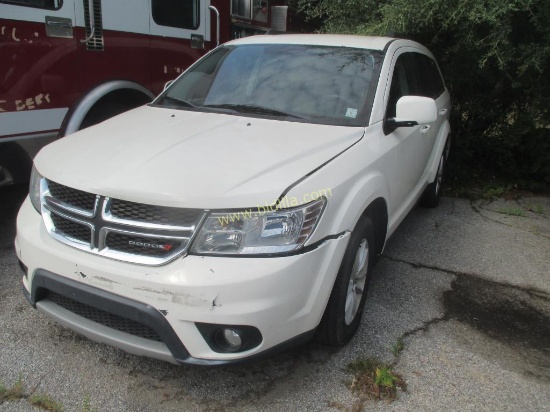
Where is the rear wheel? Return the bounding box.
[421,138,450,208]
[316,216,375,346]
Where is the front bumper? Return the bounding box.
[16,198,350,364]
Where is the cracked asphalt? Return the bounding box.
[1,184,549,411]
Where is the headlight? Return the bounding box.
[29,164,44,213]
[191,198,326,255]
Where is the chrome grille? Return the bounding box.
[48,181,97,212]
[110,198,202,226]
[50,213,92,244]
[42,180,205,265]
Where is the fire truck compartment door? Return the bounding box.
[149,0,210,42]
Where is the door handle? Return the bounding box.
[209,5,220,46]
[45,16,73,38]
[421,125,431,134]
[46,21,72,29]
[81,0,96,43]
[439,108,448,116]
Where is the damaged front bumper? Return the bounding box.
[16,198,349,364]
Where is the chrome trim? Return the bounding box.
[43,206,95,251]
[208,5,220,46]
[98,227,192,266]
[45,16,74,38]
[81,27,95,44]
[41,180,205,266]
[81,0,95,43]
[102,197,198,232]
[44,193,99,218]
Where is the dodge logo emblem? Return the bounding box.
[128,240,173,251]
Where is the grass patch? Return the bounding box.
[525,203,546,215]
[0,376,26,403]
[482,185,513,200]
[445,172,550,201]
[0,376,63,412]
[392,337,405,356]
[30,393,63,412]
[444,176,517,200]
[497,207,526,217]
[82,394,97,412]
[347,357,405,402]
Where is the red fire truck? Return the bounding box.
[0,0,305,186]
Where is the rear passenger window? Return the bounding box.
[152,0,200,30]
[414,54,445,99]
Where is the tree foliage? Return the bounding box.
[292,0,550,185]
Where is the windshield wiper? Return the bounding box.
[202,104,303,119]
[159,95,197,108]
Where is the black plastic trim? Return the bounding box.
[28,270,191,364]
[383,39,397,52]
[18,259,28,278]
[385,119,418,128]
[22,281,32,306]
[195,328,317,367]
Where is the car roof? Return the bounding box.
[225,34,400,51]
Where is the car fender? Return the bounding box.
[289,169,390,246]
[286,170,390,323]
[60,80,155,137]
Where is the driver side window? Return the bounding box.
[386,53,418,118]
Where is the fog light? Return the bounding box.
[222,328,242,350]
[195,323,263,353]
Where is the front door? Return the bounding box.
[385,49,431,214]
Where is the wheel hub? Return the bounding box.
[344,238,369,325]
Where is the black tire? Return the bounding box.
[0,142,32,185]
[421,138,450,208]
[316,216,376,346]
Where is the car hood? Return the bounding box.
[36,106,364,209]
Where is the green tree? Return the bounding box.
[293,0,550,186]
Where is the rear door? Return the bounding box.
[413,52,451,166]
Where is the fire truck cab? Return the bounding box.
[0,0,296,186]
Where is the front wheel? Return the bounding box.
[316,216,375,346]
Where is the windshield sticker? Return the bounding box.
[345,108,358,118]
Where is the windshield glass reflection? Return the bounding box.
[158,44,383,126]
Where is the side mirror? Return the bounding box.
[386,96,437,129]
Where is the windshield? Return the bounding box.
[154,44,384,126]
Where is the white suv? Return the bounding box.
[16,34,451,365]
